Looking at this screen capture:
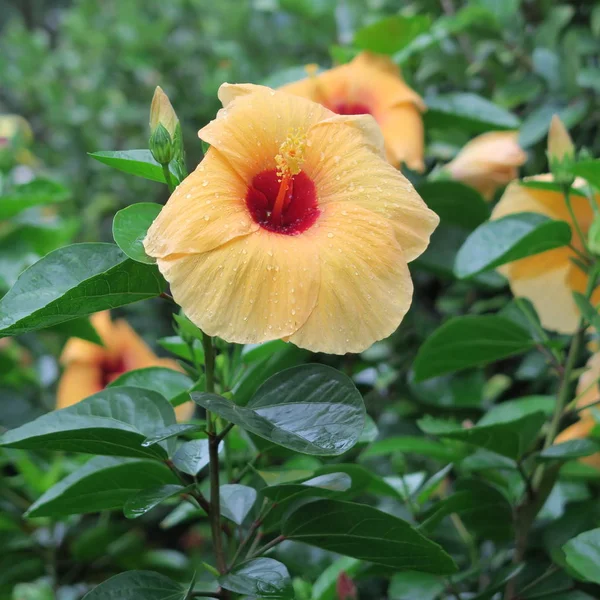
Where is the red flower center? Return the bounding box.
[331,102,371,116]
[99,355,127,388]
[246,169,319,235]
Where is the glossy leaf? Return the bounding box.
[172,439,210,476]
[218,558,294,599]
[563,528,600,583]
[112,203,162,264]
[418,411,545,459]
[25,457,178,518]
[82,570,191,600]
[1,387,176,459]
[478,395,555,424]
[262,472,352,503]
[193,364,365,455]
[360,436,464,462]
[283,499,457,573]
[413,315,535,381]
[0,179,70,220]
[219,484,257,525]
[572,160,600,191]
[425,92,520,133]
[538,440,600,463]
[109,367,193,402]
[354,15,431,54]
[89,150,174,184]
[142,424,204,447]
[124,484,189,519]
[455,213,571,279]
[0,243,165,337]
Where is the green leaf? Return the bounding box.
[409,370,486,409]
[0,179,70,220]
[572,292,600,332]
[48,316,103,345]
[25,457,177,518]
[219,484,257,525]
[479,395,555,425]
[261,66,322,88]
[572,160,600,192]
[262,473,352,503]
[389,571,444,600]
[455,213,571,279]
[312,557,362,600]
[109,367,193,403]
[1,387,176,459]
[418,411,545,459]
[172,439,210,476]
[283,499,457,573]
[413,315,535,381]
[193,364,365,456]
[218,558,294,599]
[89,150,175,184]
[142,424,204,447]
[354,15,431,54]
[563,528,600,583]
[425,93,520,133]
[82,570,191,600]
[124,484,189,519]
[360,436,464,462]
[112,203,162,264]
[0,243,165,337]
[538,440,600,463]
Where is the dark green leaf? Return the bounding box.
[312,557,362,600]
[413,315,535,381]
[563,528,600,583]
[0,243,165,337]
[572,292,600,332]
[48,316,103,345]
[283,499,457,573]
[425,93,520,133]
[26,457,177,518]
[262,472,352,504]
[89,150,175,184]
[193,364,365,456]
[409,370,486,409]
[0,179,70,220]
[1,387,176,459]
[112,203,162,264]
[479,395,555,425]
[109,367,193,402]
[572,160,600,192]
[220,484,257,525]
[124,484,189,519]
[360,436,464,462]
[455,213,571,279]
[418,411,545,459]
[142,424,205,447]
[82,570,191,600]
[219,558,294,599]
[354,15,431,55]
[539,440,600,463]
[389,571,444,600]
[172,439,210,475]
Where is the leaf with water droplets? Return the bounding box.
[218,558,294,599]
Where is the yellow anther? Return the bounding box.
[275,128,307,179]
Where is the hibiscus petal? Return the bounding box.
[288,203,412,354]
[378,103,425,171]
[56,363,102,409]
[156,229,320,344]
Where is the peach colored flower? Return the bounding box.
[281,53,426,172]
[491,175,600,333]
[555,351,600,469]
[445,131,527,200]
[144,84,438,355]
[57,311,194,421]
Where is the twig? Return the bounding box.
[247,534,285,560]
[162,164,176,193]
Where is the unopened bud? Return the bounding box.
[336,572,358,600]
[588,213,600,256]
[548,115,575,162]
[150,86,178,138]
[150,123,173,165]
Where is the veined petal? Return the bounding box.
[304,123,438,261]
[288,203,413,354]
[378,103,425,171]
[156,229,320,344]
[56,363,102,409]
[144,150,258,258]
[199,84,333,182]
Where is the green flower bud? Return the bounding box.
[149,123,173,165]
[547,115,576,187]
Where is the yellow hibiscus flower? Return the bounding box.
[144,84,438,355]
[280,53,426,172]
[491,175,600,333]
[445,131,527,200]
[57,311,195,421]
[555,351,600,469]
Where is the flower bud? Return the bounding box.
[149,123,173,165]
[150,86,178,138]
[548,115,575,162]
[336,572,358,600]
[588,213,600,256]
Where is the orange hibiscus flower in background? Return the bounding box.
[445,131,527,200]
[555,351,600,469]
[57,311,195,421]
[144,84,438,355]
[491,175,600,333]
[281,53,426,172]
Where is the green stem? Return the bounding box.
[162,163,176,193]
[247,534,285,560]
[565,186,590,255]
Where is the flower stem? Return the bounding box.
[162,163,176,193]
[564,186,590,256]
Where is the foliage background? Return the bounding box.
[2,1,600,599]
